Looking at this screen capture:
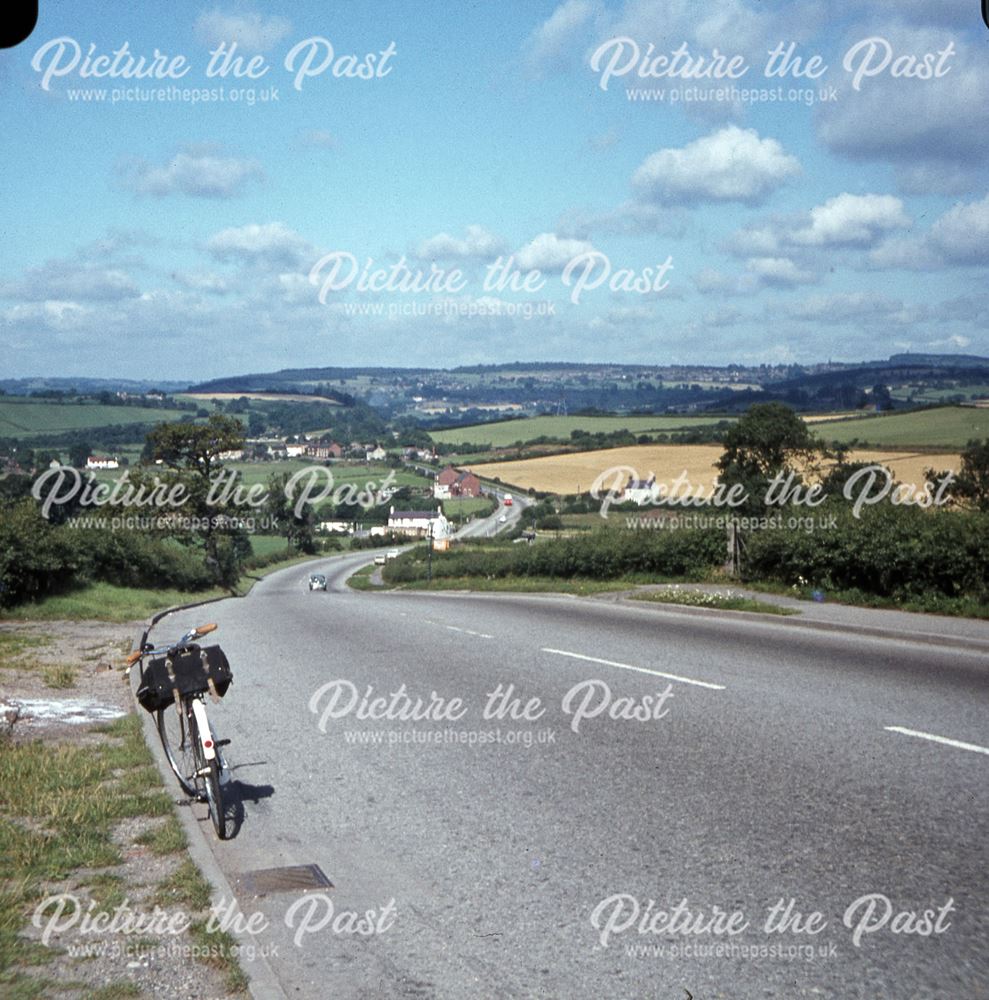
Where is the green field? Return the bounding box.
[249,534,292,558]
[429,414,732,447]
[442,497,496,519]
[0,397,194,439]
[225,459,426,491]
[811,406,989,449]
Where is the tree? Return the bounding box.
[247,411,266,437]
[951,439,989,512]
[145,415,247,585]
[69,441,92,468]
[716,402,822,512]
[264,471,318,554]
[146,414,243,479]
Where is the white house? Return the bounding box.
[217,449,244,461]
[622,473,657,505]
[86,456,119,470]
[285,444,307,458]
[318,520,352,534]
[366,445,387,461]
[387,506,450,539]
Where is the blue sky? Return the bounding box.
[1,0,987,379]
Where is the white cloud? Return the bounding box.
[514,233,595,271]
[866,235,933,271]
[725,226,781,256]
[523,0,603,73]
[195,8,291,51]
[120,147,263,199]
[632,126,800,205]
[784,292,921,325]
[859,0,972,28]
[725,193,912,277]
[0,258,141,302]
[2,300,90,329]
[171,271,230,294]
[692,268,758,297]
[417,225,506,261]
[608,0,824,64]
[867,192,989,270]
[792,193,911,247]
[816,28,988,194]
[745,257,816,287]
[703,306,744,327]
[928,193,989,265]
[207,222,314,268]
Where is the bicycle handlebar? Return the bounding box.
[125,621,220,669]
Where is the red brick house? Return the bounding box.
[307,441,343,460]
[434,466,482,499]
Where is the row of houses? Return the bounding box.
[219,439,390,462]
[318,506,453,549]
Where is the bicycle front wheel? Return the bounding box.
[193,714,228,840]
[156,702,200,799]
[203,756,227,840]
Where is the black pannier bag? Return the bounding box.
[136,644,232,713]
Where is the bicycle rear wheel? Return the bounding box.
[156,701,201,799]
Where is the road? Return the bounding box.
[153,552,989,1000]
[455,489,527,539]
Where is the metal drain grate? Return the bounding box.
[235,863,334,896]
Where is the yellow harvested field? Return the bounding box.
[470,445,961,495]
[803,413,869,423]
[182,391,338,404]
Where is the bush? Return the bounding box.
[744,502,989,601]
[0,500,86,606]
[382,527,725,584]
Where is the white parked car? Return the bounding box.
[386,548,400,560]
[373,554,387,565]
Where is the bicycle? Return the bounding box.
[126,614,233,840]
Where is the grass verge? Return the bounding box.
[629,589,797,615]
[188,920,250,994]
[388,575,656,596]
[346,564,381,591]
[0,547,328,623]
[0,713,246,996]
[0,633,54,668]
[747,581,989,620]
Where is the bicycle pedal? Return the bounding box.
[215,738,231,747]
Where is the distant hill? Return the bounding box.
[703,355,989,412]
[886,353,989,368]
[188,366,432,393]
[0,377,191,394]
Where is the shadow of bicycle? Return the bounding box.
[222,767,275,839]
